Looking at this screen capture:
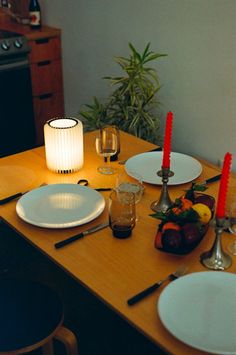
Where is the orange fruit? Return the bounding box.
[162,222,181,232]
[172,207,182,215]
[180,197,193,211]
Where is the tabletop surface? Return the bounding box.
[1,130,236,355]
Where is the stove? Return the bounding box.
[0,30,29,60]
[0,29,35,157]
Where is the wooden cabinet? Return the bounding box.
[0,11,65,145]
[28,35,64,145]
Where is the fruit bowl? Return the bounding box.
[152,190,215,255]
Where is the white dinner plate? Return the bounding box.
[16,184,105,228]
[125,151,202,185]
[158,271,236,354]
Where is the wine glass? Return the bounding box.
[95,126,118,175]
[116,171,144,220]
[227,200,236,255]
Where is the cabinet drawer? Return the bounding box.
[30,59,63,96]
[29,37,61,63]
[33,92,65,145]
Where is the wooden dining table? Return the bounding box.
[1,130,236,355]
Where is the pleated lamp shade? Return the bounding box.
[44,117,84,173]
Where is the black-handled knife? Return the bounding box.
[0,192,24,205]
[54,221,109,249]
[202,174,221,185]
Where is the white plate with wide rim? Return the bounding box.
[16,184,105,228]
[125,152,202,185]
[158,271,236,354]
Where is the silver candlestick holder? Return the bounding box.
[150,168,174,213]
[200,217,232,270]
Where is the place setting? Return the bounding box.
[12,121,143,247]
[12,119,111,232]
[158,270,236,354]
[124,112,205,220]
[126,148,236,354]
[125,112,202,186]
[127,265,236,355]
[15,183,106,229]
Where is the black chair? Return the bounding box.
[0,279,78,354]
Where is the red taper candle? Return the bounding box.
[216,152,232,219]
[162,111,174,169]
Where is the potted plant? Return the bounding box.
[79,42,167,144]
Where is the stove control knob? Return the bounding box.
[1,41,10,51]
[14,39,23,49]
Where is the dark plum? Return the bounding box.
[162,229,183,252]
[181,223,201,246]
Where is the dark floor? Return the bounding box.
[0,221,167,355]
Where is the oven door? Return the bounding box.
[0,57,36,157]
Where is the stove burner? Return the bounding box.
[0,30,29,60]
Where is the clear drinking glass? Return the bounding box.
[109,189,136,238]
[116,171,144,220]
[95,126,118,175]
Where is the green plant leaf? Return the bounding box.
[79,42,166,144]
[128,43,142,62]
[141,42,151,61]
[143,53,167,64]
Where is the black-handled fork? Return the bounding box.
[0,192,24,205]
[0,183,46,205]
[127,265,188,306]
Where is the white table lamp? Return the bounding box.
[44,117,84,173]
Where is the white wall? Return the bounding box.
[41,0,236,171]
